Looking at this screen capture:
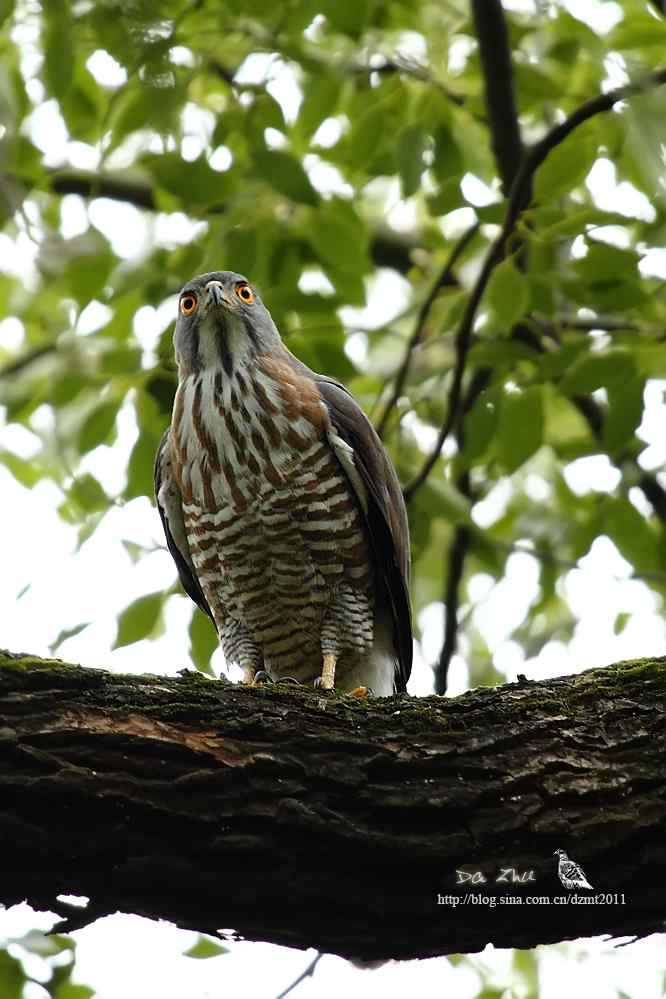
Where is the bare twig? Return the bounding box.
[376,222,479,438]
[436,518,471,694]
[273,952,322,999]
[404,66,666,503]
[433,0,524,691]
[364,55,471,111]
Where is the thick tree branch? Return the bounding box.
[404,66,666,503]
[470,0,524,195]
[1,651,666,961]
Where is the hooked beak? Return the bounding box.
[205,280,232,311]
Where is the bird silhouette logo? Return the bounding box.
[554,849,594,890]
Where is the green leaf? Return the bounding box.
[77,401,119,455]
[431,123,464,183]
[298,72,340,139]
[559,348,635,396]
[69,474,109,513]
[574,242,639,283]
[0,450,43,488]
[0,951,25,999]
[422,478,473,527]
[486,258,529,329]
[396,125,426,199]
[496,386,544,472]
[308,198,369,277]
[189,608,218,675]
[63,229,115,304]
[460,391,498,464]
[16,930,74,957]
[50,622,91,653]
[55,986,95,999]
[148,153,233,208]
[125,428,163,500]
[613,612,630,636]
[184,935,229,959]
[534,132,598,202]
[254,150,318,205]
[55,987,95,999]
[114,591,164,648]
[321,0,369,36]
[43,0,74,100]
[603,375,644,454]
[0,0,16,28]
[346,103,386,168]
[603,497,660,572]
[426,178,466,217]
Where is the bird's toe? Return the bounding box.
[251,669,274,686]
[347,685,374,699]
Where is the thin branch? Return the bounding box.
[364,55,471,111]
[534,314,662,338]
[637,472,666,522]
[49,168,157,210]
[433,0,524,690]
[273,952,323,999]
[435,366,492,693]
[404,66,666,503]
[470,0,524,195]
[437,521,471,694]
[0,341,58,379]
[375,222,479,438]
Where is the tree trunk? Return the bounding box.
[1,651,665,962]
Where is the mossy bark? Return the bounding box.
[1,650,665,961]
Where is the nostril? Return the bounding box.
[206,281,226,307]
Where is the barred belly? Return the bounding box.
[172,361,374,680]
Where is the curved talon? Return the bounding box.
[275,675,301,685]
[252,669,274,685]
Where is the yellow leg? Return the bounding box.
[243,664,257,684]
[320,652,337,690]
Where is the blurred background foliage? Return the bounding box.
[3,0,666,689]
[1,0,666,992]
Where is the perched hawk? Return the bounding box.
[155,271,412,695]
[554,849,593,890]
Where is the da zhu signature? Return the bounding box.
[456,867,536,885]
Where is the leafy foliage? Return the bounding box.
[0,929,93,998]
[2,0,666,689]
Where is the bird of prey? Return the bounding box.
[554,849,594,890]
[155,271,412,696]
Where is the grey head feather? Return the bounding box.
[173,270,281,378]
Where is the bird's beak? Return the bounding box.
[205,280,232,311]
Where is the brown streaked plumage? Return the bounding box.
[154,270,412,695]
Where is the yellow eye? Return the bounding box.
[180,293,198,316]
[235,283,255,305]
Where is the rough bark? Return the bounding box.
[1,651,665,962]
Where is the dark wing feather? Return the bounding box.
[154,430,214,621]
[282,353,412,691]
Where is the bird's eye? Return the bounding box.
[180,293,198,316]
[235,283,255,305]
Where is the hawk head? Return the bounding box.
[173,270,280,378]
